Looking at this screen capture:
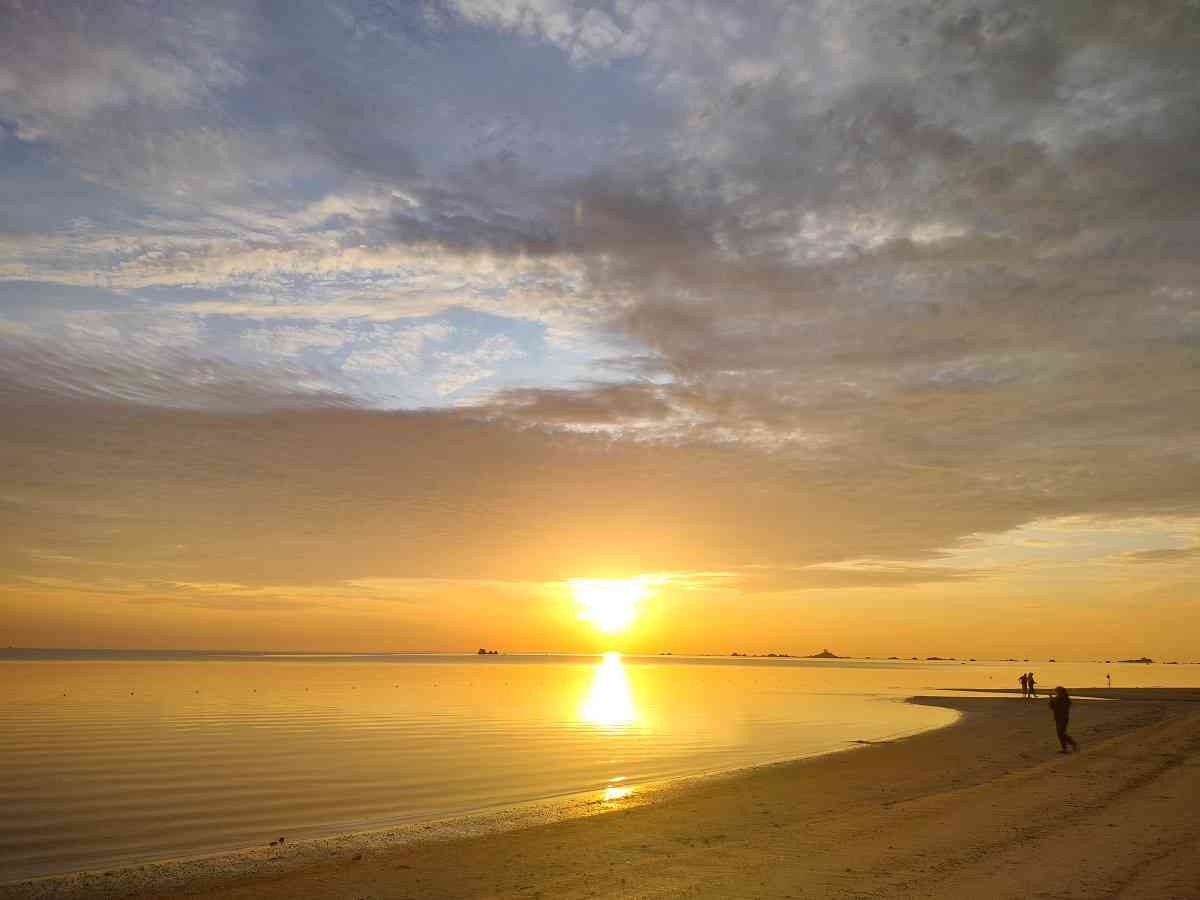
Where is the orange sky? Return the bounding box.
[2,403,1197,660]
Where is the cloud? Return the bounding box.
[3,371,1194,592]
[341,322,455,374]
[432,332,525,396]
[122,595,321,613]
[484,383,680,429]
[16,575,328,612]
[446,0,661,65]
[713,563,990,593]
[1121,547,1200,565]
[0,3,245,138]
[0,334,355,411]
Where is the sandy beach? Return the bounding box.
[6,689,1199,900]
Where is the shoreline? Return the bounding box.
[5,689,1199,899]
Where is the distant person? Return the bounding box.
[1048,686,1079,753]
[1106,673,1111,688]
[1019,672,1029,698]
[1027,672,1037,698]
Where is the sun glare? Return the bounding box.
[580,652,637,727]
[571,578,649,634]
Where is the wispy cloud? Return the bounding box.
[1121,547,1200,565]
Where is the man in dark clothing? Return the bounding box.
[1049,686,1079,753]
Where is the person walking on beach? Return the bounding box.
[1027,672,1037,698]
[1107,673,1111,688]
[1019,672,1029,698]
[1048,686,1079,753]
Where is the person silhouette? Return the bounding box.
[1048,686,1078,753]
[1106,673,1111,688]
[1019,672,1028,698]
[1027,672,1037,698]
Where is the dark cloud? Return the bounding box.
[424,2,1200,555]
[486,383,677,428]
[383,181,560,254]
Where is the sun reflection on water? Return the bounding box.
[579,652,637,728]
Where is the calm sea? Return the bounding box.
[1,651,1195,882]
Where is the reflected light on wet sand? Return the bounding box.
[603,785,634,801]
[580,652,637,728]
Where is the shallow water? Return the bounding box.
[1,652,1195,882]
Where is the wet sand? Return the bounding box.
[6,689,1200,900]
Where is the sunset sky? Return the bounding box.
[2,1,1198,658]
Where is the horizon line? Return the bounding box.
[2,646,1188,664]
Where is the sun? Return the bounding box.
[571,578,649,634]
